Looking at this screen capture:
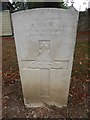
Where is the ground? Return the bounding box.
[2,31,89,119]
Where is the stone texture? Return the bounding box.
[12,7,79,107]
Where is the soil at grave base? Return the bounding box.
[2,31,89,118]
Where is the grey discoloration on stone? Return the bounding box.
[12,8,79,107]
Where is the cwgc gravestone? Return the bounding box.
[12,7,79,107]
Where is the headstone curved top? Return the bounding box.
[12,7,79,107]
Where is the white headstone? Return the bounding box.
[12,7,79,107]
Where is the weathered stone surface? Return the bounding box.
[12,7,79,107]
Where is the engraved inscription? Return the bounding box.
[29,18,64,37]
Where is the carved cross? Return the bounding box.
[23,40,69,97]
